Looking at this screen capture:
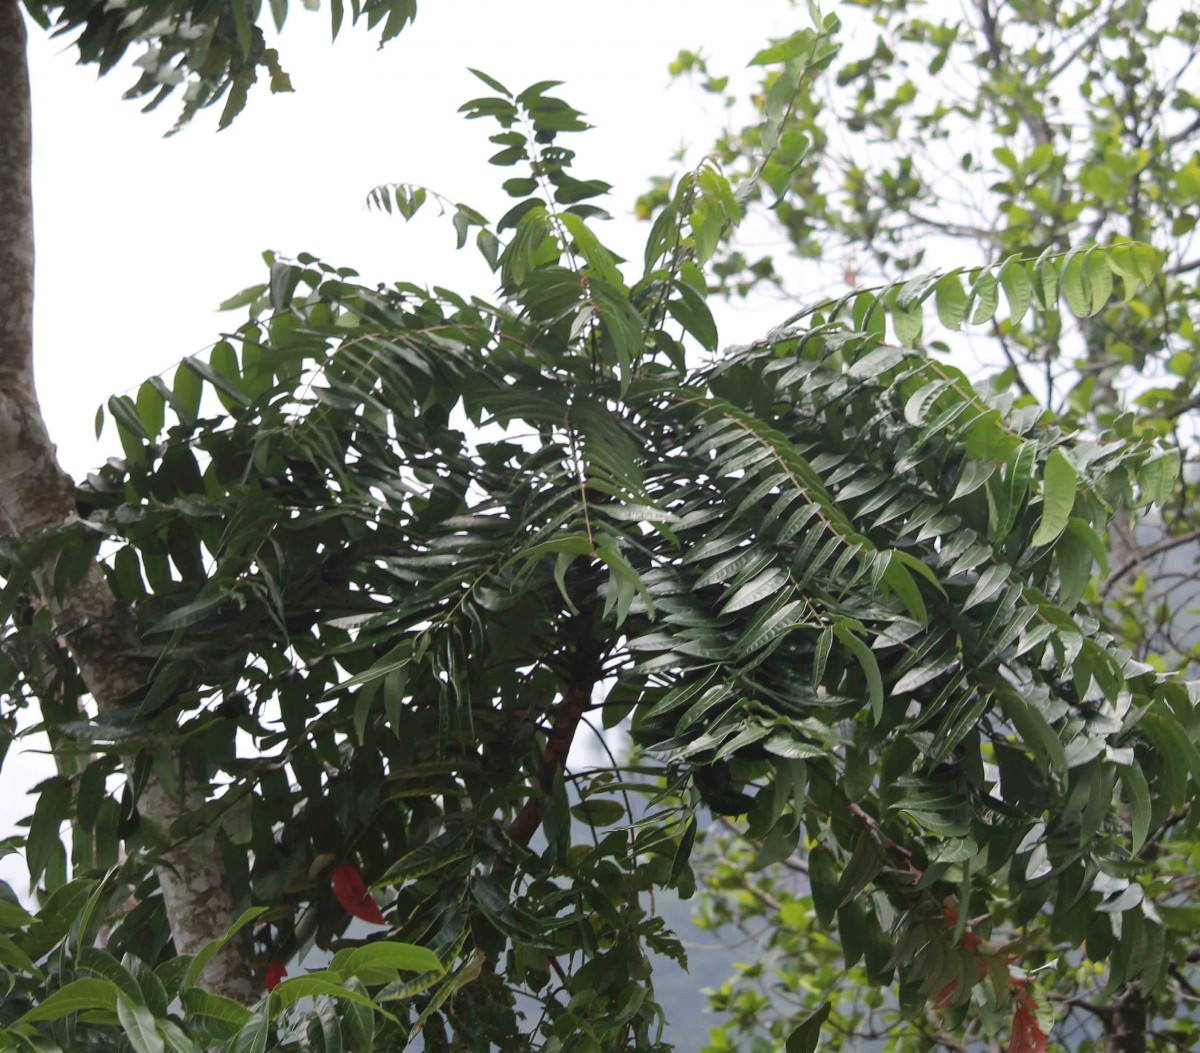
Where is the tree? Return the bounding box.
[0,0,420,1003]
[648,2,1200,1049]
[0,6,1190,1053]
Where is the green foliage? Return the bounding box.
[3,6,1197,1051]
[0,881,438,1050]
[654,1,1200,1049]
[21,0,418,129]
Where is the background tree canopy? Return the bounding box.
[649,1,1200,1050]
[0,2,1197,1052]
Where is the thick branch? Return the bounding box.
[1105,984,1147,1053]
[454,678,592,1049]
[0,0,34,391]
[0,0,255,1003]
[506,681,591,849]
[974,0,1053,147]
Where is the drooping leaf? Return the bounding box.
[1030,450,1077,547]
[117,996,166,1053]
[786,1001,832,1053]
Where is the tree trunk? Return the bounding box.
[0,0,257,1003]
[1105,983,1146,1053]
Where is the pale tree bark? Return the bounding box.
[0,0,257,1003]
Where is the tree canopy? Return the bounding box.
[650,2,1200,1050]
[0,2,1196,1052]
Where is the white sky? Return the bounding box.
[29,0,800,477]
[8,1,800,897]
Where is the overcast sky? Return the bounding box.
[7,1,800,897]
[29,0,799,476]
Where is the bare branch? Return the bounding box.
[1104,528,1200,595]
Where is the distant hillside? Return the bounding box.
[650,888,739,1049]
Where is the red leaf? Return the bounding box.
[1008,982,1048,1053]
[331,863,386,925]
[932,978,958,1009]
[931,906,988,1008]
[265,961,288,992]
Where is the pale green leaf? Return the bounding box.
[1033,248,1059,309]
[1137,448,1180,507]
[999,259,1031,325]
[962,562,1010,611]
[19,979,120,1023]
[1030,449,1077,547]
[934,273,968,330]
[117,996,165,1053]
[969,270,999,324]
[723,567,790,614]
[334,942,444,979]
[1060,250,1090,316]
[891,300,922,346]
[1085,248,1113,314]
[181,989,252,1031]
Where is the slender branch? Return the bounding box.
[1043,9,1108,83]
[1151,1030,1200,1052]
[1168,964,1200,999]
[973,0,1053,146]
[990,321,1038,402]
[546,954,570,989]
[1165,392,1200,420]
[904,209,1000,242]
[1051,995,1112,1021]
[1103,528,1200,594]
[1167,257,1200,277]
[1167,112,1200,147]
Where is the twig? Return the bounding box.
[1103,528,1200,595]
